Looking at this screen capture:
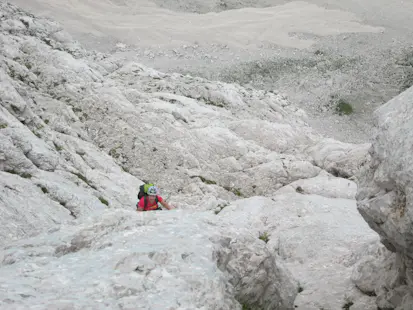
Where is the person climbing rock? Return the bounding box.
[136,185,174,211]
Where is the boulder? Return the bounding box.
[356,86,413,309]
[0,210,297,309]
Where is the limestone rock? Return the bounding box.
[218,178,379,310]
[356,86,413,310]
[307,138,371,178]
[0,2,389,309]
[0,210,296,309]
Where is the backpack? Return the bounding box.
[137,183,159,210]
[138,183,154,200]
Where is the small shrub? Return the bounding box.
[21,172,32,179]
[6,170,33,179]
[233,188,243,197]
[109,147,121,159]
[223,186,244,197]
[0,124,8,129]
[296,186,304,194]
[44,119,50,124]
[259,231,270,243]
[73,107,82,113]
[204,99,224,108]
[298,284,304,293]
[41,186,48,194]
[240,302,260,310]
[342,301,354,310]
[336,99,353,115]
[190,175,217,185]
[99,196,109,206]
[53,142,63,151]
[121,166,130,173]
[242,304,252,310]
[72,172,97,190]
[75,172,88,183]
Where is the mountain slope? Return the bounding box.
[0,2,382,309]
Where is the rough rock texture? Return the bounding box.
[356,86,413,309]
[0,210,296,310]
[218,173,379,310]
[0,0,356,212]
[306,138,371,179]
[0,2,380,309]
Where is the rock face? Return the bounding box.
[0,210,297,310]
[0,2,381,309]
[219,173,379,310]
[356,86,413,309]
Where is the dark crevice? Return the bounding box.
[59,201,77,219]
[71,172,97,190]
[329,167,351,179]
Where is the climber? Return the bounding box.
[136,185,174,211]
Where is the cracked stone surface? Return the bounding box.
[355,86,413,309]
[0,2,385,309]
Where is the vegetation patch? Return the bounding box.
[71,172,97,190]
[335,99,353,115]
[0,123,8,129]
[238,300,261,310]
[204,99,224,107]
[223,186,243,197]
[109,146,122,159]
[296,186,304,194]
[190,175,217,185]
[21,172,32,179]
[258,231,270,243]
[98,196,109,206]
[53,142,63,151]
[342,298,354,310]
[6,170,32,179]
[241,303,253,310]
[214,203,229,215]
[314,49,324,56]
[38,185,49,194]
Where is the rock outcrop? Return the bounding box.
[219,173,379,310]
[356,86,413,309]
[0,210,297,310]
[0,2,381,309]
